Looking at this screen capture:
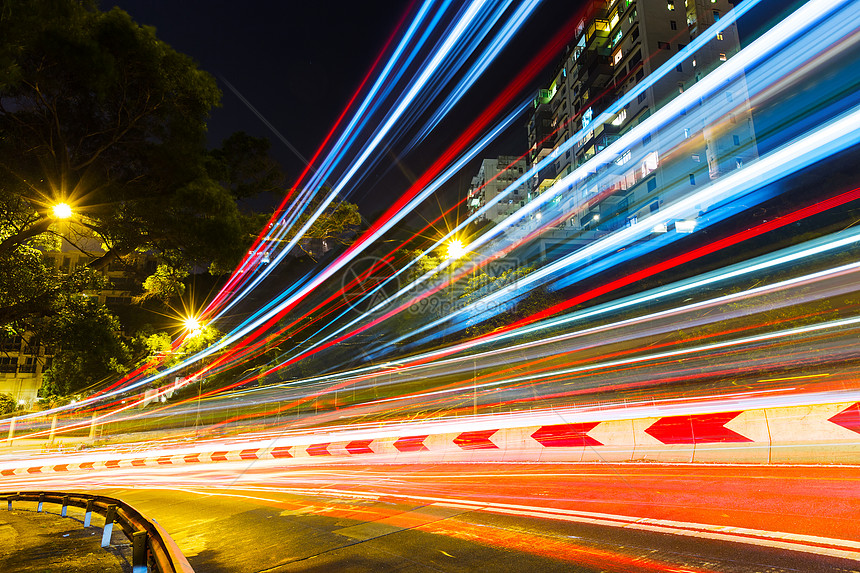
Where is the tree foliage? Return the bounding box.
[41,295,130,396]
[0,1,245,270]
[0,393,16,415]
[0,1,362,397]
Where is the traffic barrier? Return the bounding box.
[1,401,859,475]
[0,490,193,573]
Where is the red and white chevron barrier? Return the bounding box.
[2,400,859,477]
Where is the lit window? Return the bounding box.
[668,1,675,10]
[610,11,619,28]
[641,151,659,176]
[717,33,724,40]
[719,52,727,61]
[692,59,697,67]
[615,149,632,166]
[678,82,684,94]
[611,109,627,125]
[692,154,700,162]
[652,223,668,233]
[613,49,623,65]
[684,128,690,138]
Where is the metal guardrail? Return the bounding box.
[1,491,194,573]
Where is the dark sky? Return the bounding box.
[111,2,405,177]
[110,1,780,218]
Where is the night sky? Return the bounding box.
[110,1,782,218]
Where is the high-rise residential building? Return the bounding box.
[467,156,529,225]
[526,0,757,237]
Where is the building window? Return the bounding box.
[638,92,647,103]
[641,152,659,177]
[692,58,697,67]
[733,134,741,145]
[726,91,733,102]
[678,82,684,94]
[684,128,690,138]
[668,1,675,10]
[647,179,657,192]
[642,133,652,145]
[676,63,683,72]
[719,52,727,61]
[713,10,721,21]
[689,173,696,185]
[658,41,670,50]
[717,33,724,40]
[692,154,700,162]
[670,20,677,30]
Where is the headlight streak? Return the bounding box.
[262,0,851,370]
[17,221,860,445]
[93,0,770,412]
[14,0,860,459]
[380,96,860,355]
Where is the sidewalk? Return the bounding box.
[0,501,131,572]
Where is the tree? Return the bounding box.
[280,195,362,260]
[0,0,251,276]
[41,294,131,396]
[0,393,15,416]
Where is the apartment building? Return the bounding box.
[527,0,758,237]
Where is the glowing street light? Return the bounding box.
[446,239,466,260]
[52,203,73,219]
[184,316,202,336]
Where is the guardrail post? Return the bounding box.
[89,412,98,441]
[37,493,44,513]
[6,417,15,445]
[132,530,147,573]
[6,493,14,511]
[101,504,117,547]
[48,415,58,446]
[84,499,94,527]
[61,495,70,517]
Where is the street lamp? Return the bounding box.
[183,316,202,336]
[52,203,73,219]
[446,239,466,260]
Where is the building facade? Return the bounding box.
[467,156,529,225]
[526,0,757,236]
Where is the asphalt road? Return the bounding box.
[4,461,857,572]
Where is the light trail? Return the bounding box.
[260,0,854,369]
[6,0,860,514]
